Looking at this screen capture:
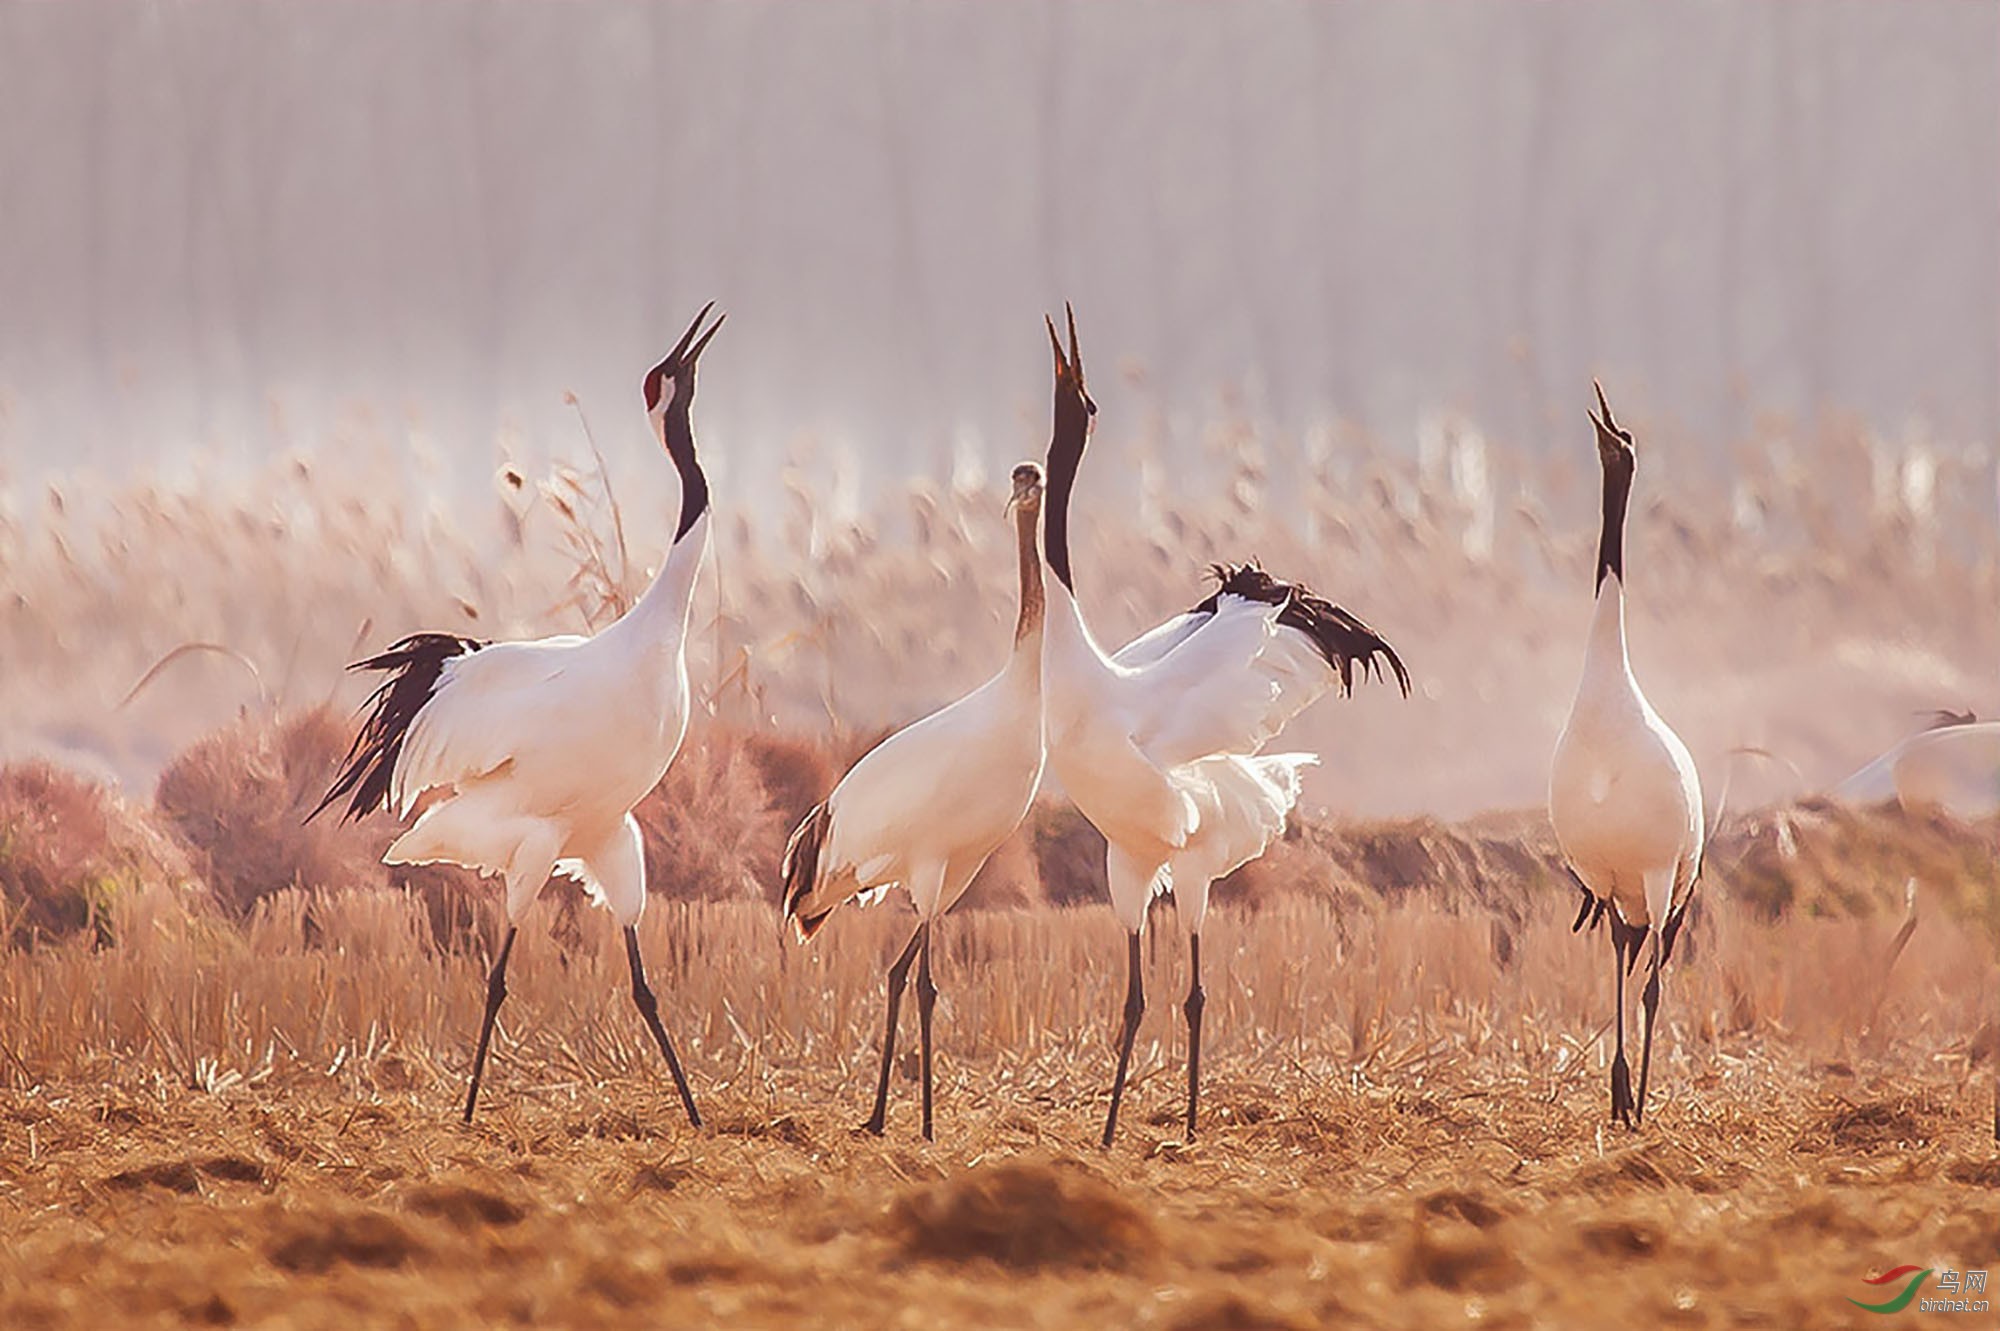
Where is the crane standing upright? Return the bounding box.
[1550,382,1705,1130]
[1036,308,1409,1147]
[780,438,1050,1142]
[314,305,729,1129]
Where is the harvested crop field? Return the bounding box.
[3,824,1997,1330]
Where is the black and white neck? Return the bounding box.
[1042,306,1096,595]
[641,302,725,547]
[648,377,710,544]
[1589,382,1636,597]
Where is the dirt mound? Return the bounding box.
[266,1207,428,1273]
[1418,1188,1510,1230]
[403,1181,526,1229]
[1947,1158,2000,1187]
[711,1112,815,1149]
[1167,1292,1318,1331]
[884,1159,1158,1272]
[102,1155,267,1193]
[1797,1093,1949,1153]
[1397,1205,1522,1293]
[1579,1218,1665,1259]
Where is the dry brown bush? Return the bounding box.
[153,707,389,918]
[1720,799,2000,929]
[1026,802,1107,907]
[633,726,787,904]
[0,760,199,944]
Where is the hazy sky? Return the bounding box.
[1,2,1993,486]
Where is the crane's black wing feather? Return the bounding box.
[308,632,486,825]
[1191,561,1411,698]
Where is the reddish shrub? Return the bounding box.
[632,728,785,903]
[154,707,391,918]
[0,761,197,944]
[1026,802,1106,908]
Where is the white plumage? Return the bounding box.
[315,305,727,1128]
[1035,308,1409,1146]
[1833,713,2000,818]
[1549,381,1704,1131]
[781,460,1049,1141]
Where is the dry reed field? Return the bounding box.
[3,417,1999,1328]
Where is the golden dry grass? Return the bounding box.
[1,866,1996,1329]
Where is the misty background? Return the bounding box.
[1,2,1994,493]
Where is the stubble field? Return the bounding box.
[1,880,1997,1331]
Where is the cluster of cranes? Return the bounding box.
[313,304,1725,1145]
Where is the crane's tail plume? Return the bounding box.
[780,801,835,941]
[1201,561,1411,697]
[308,632,484,825]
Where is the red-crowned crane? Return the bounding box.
[312,305,727,1128]
[779,441,1049,1142]
[1036,307,1410,1147]
[1550,382,1705,1130]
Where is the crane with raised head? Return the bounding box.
[1037,307,1409,1147]
[313,305,728,1129]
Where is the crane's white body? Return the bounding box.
[324,306,725,1129]
[1550,577,1703,931]
[382,512,708,926]
[782,465,1049,1142]
[1833,719,2000,818]
[787,643,1044,926]
[1043,580,1325,933]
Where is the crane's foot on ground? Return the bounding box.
[1610,1054,1637,1130]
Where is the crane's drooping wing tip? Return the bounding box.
[312,632,484,826]
[791,907,833,943]
[779,801,835,938]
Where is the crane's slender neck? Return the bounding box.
[662,389,710,542]
[1595,454,1631,594]
[1584,571,1629,674]
[1014,501,1046,647]
[623,510,708,648]
[1044,403,1087,593]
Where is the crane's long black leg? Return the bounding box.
[917,923,939,1142]
[1634,932,1664,1128]
[463,926,518,1124]
[1184,932,1206,1141]
[1102,930,1146,1148]
[1610,922,1635,1130]
[624,925,702,1129]
[864,923,926,1136]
